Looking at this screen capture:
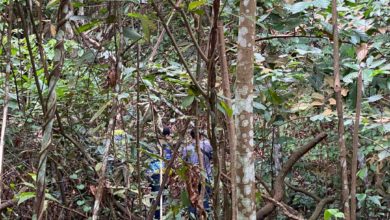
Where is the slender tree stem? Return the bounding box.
[332,0,351,218]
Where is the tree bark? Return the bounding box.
[331,0,351,218]
[351,43,368,220]
[218,20,236,220]
[235,0,256,218]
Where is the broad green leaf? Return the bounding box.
[220,101,233,117]
[180,190,190,206]
[77,200,85,206]
[28,173,37,182]
[253,102,267,110]
[368,195,382,206]
[76,184,85,190]
[188,0,207,11]
[181,95,195,108]
[21,182,36,189]
[83,205,92,212]
[114,189,126,199]
[357,167,367,180]
[45,193,59,203]
[286,2,312,14]
[324,209,344,220]
[123,27,142,41]
[128,13,155,42]
[76,20,101,33]
[16,192,36,205]
[356,193,366,201]
[69,174,78,179]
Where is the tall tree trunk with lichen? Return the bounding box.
[331,0,351,219]
[33,1,70,219]
[235,0,256,219]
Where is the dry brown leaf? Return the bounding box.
[324,76,334,88]
[311,101,324,106]
[50,24,56,37]
[357,43,368,62]
[322,108,333,116]
[328,98,336,105]
[312,93,324,100]
[341,88,349,96]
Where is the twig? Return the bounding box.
[151,2,207,98]
[168,0,208,63]
[148,0,183,63]
[50,201,88,218]
[285,182,320,202]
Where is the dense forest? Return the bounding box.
[0,0,389,219]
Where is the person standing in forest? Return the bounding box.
[181,129,213,218]
[146,127,172,219]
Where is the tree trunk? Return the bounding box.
[235,0,256,218]
[33,1,70,219]
[351,43,368,220]
[218,21,236,220]
[331,0,350,218]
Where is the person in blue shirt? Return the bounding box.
[181,129,213,219]
[146,127,172,219]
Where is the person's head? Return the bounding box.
[162,127,171,137]
[190,129,204,139]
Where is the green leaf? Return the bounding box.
[123,27,142,41]
[83,205,92,212]
[16,192,36,205]
[21,182,36,189]
[220,101,233,117]
[69,174,78,179]
[357,167,367,180]
[28,173,37,182]
[128,13,155,42]
[368,195,382,206]
[356,193,366,201]
[253,102,267,110]
[324,209,344,220]
[45,193,59,203]
[188,0,207,11]
[181,95,195,108]
[76,20,101,33]
[286,2,312,14]
[77,200,85,206]
[113,189,126,199]
[76,184,85,190]
[180,190,190,206]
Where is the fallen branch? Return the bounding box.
[262,194,304,220]
[256,132,327,219]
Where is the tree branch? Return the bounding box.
[256,132,327,219]
[151,2,207,98]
